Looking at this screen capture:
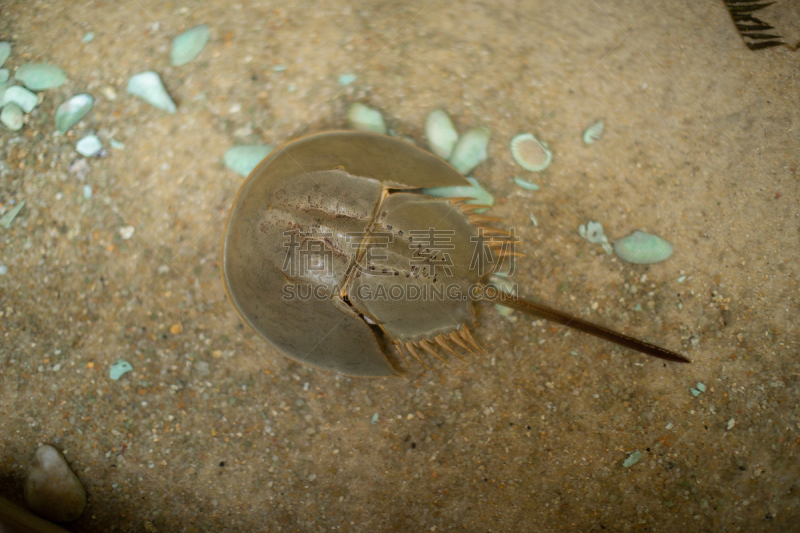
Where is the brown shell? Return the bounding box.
[221,131,476,377]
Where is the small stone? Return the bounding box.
[24,444,87,522]
[14,62,67,90]
[82,32,95,43]
[347,103,386,134]
[622,450,642,468]
[119,226,135,240]
[224,144,275,177]
[338,73,358,86]
[2,85,39,112]
[109,359,133,380]
[0,42,10,67]
[726,418,735,430]
[371,412,379,424]
[127,71,177,113]
[613,231,673,264]
[0,102,24,131]
[55,94,94,134]
[425,109,459,159]
[449,127,490,175]
[83,185,92,199]
[171,25,211,66]
[196,361,210,375]
[75,134,103,157]
[170,323,183,334]
[0,265,7,275]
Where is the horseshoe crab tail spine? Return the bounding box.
[487,290,691,364]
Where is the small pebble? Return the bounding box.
[2,85,39,112]
[614,231,673,264]
[127,71,176,113]
[449,127,490,175]
[347,103,386,134]
[83,185,92,199]
[696,382,706,392]
[0,102,24,131]
[14,62,67,90]
[0,42,10,67]
[171,25,210,66]
[24,444,87,522]
[338,73,357,86]
[690,387,701,397]
[82,32,94,43]
[109,139,125,150]
[76,134,103,157]
[726,418,735,430]
[224,144,275,177]
[425,109,459,159]
[0,265,7,275]
[371,413,379,424]
[119,226,135,240]
[109,359,133,380]
[55,94,94,134]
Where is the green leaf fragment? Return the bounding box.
[0,200,25,228]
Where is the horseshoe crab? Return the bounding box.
[221,131,690,377]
